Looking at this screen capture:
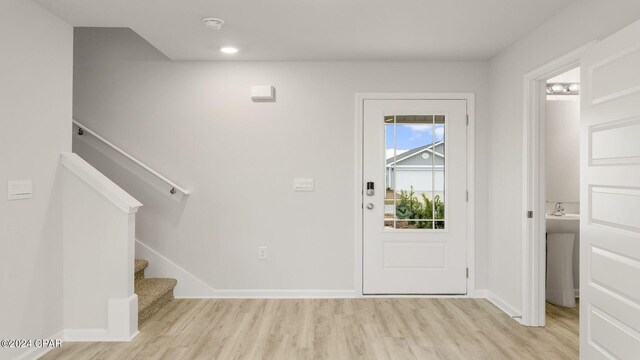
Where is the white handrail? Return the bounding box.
[72,120,191,195]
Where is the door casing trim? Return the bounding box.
[521,43,594,326]
[354,92,476,298]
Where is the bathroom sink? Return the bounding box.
[545,212,581,300]
[546,213,579,220]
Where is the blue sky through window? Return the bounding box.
[386,124,445,158]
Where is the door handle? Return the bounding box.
[366,203,375,210]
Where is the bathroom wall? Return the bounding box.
[545,70,581,297]
[545,95,580,205]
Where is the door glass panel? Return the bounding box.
[384,115,446,230]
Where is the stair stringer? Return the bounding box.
[135,240,217,298]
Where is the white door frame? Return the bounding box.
[354,92,476,297]
[521,43,594,326]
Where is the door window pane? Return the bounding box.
[384,115,446,230]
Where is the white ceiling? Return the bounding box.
[34,0,576,61]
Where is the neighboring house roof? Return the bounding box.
[386,141,444,165]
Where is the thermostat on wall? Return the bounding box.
[251,85,275,101]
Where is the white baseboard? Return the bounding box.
[180,289,357,299]
[574,289,580,298]
[474,289,488,298]
[486,291,522,323]
[137,239,487,300]
[10,331,63,360]
[137,240,355,299]
[63,328,138,342]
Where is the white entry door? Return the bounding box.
[580,20,640,359]
[363,99,468,294]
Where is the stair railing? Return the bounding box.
[73,119,191,195]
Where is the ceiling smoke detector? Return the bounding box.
[202,18,224,30]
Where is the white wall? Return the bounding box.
[489,0,640,312]
[545,96,580,203]
[545,94,581,296]
[0,1,72,359]
[73,28,491,293]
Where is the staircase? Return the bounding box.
[134,259,177,326]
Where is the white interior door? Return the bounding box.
[581,20,640,359]
[363,99,467,294]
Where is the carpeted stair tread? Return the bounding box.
[135,259,149,274]
[135,278,177,313]
[134,259,149,282]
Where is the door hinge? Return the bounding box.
[527,211,533,219]
[466,114,469,126]
[466,190,469,202]
[466,268,469,278]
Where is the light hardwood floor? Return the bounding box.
[42,299,578,360]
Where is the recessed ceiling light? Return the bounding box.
[220,47,239,54]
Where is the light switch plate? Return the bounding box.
[293,178,314,192]
[8,180,32,200]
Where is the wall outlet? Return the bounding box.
[258,246,267,260]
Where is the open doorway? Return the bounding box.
[521,22,640,357]
[520,44,589,328]
[543,67,581,328]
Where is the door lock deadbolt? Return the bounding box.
[366,181,375,196]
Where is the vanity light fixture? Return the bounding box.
[546,83,580,95]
